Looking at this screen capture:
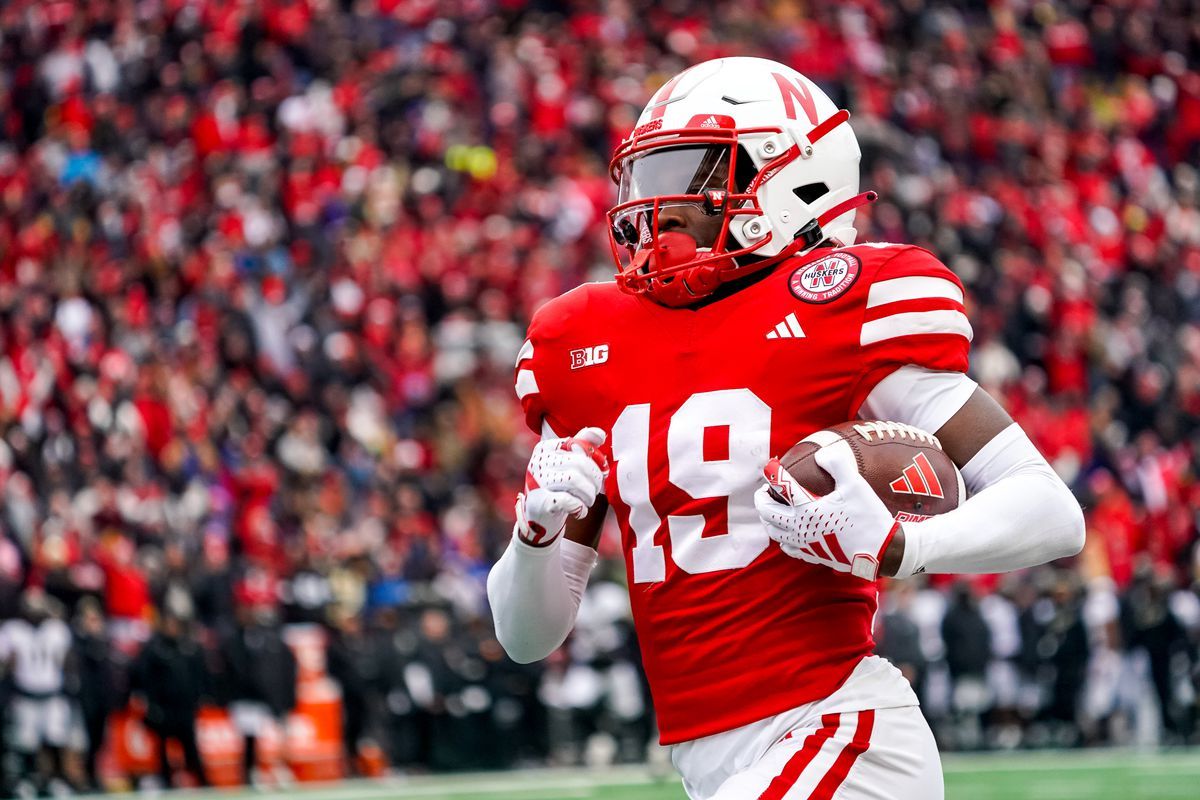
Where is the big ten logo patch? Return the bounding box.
[570,345,609,370]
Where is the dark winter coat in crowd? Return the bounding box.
[374,618,422,765]
[220,621,298,716]
[191,568,237,633]
[74,631,116,723]
[1018,603,1047,679]
[131,629,211,734]
[942,590,993,679]
[327,622,384,762]
[410,629,496,770]
[1122,580,1191,733]
[73,630,116,788]
[327,628,383,705]
[1041,598,1090,724]
[877,609,927,683]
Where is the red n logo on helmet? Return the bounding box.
[772,73,818,125]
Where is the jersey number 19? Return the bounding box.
[612,388,773,583]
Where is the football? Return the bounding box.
[770,421,964,521]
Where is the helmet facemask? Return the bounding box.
[608,127,776,308]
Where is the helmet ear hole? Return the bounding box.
[793,182,829,205]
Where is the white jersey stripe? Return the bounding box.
[860,310,973,346]
[867,276,964,309]
[515,368,539,399]
[515,339,534,366]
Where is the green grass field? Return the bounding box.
[149,750,1200,800]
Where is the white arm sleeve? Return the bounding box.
[896,423,1085,576]
[858,364,979,433]
[489,419,600,662]
[487,529,598,663]
[861,367,1085,578]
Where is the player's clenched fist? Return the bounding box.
[755,443,900,581]
[516,427,609,547]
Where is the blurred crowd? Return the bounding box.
[2,0,1200,794]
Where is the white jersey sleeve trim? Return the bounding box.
[516,339,534,366]
[867,276,964,309]
[860,310,973,346]
[515,368,539,400]
[857,365,977,435]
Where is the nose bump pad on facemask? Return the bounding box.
[702,189,727,215]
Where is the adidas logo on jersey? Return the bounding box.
[889,453,944,499]
[765,313,806,340]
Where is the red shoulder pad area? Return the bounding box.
[848,245,972,413]
[513,283,614,437]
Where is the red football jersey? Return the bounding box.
[514,243,971,744]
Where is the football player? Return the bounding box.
[0,591,73,798]
[488,57,1084,800]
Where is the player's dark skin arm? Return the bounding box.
[564,495,608,549]
[879,386,1015,576]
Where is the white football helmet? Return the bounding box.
[608,57,873,307]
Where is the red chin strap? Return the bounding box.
[628,232,735,308]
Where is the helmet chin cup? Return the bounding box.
[623,230,696,290]
[625,232,732,308]
[654,231,699,265]
[629,231,697,274]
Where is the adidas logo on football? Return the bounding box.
[889,453,944,499]
[765,313,806,340]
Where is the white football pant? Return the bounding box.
[672,656,942,800]
[700,706,941,800]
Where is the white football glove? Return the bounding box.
[755,440,900,581]
[515,427,609,547]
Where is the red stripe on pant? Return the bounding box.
[809,709,875,799]
[757,714,840,800]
